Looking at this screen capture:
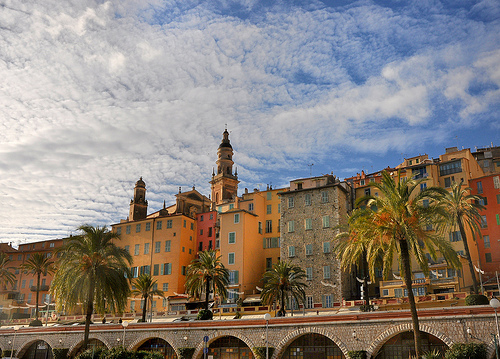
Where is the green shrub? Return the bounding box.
[465,294,489,306]
[104,347,136,359]
[75,347,106,359]
[196,309,213,320]
[3,349,13,357]
[253,347,275,359]
[178,347,195,359]
[53,348,69,359]
[444,343,487,359]
[29,319,43,326]
[359,304,374,312]
[138,351,164,359]
[421,349,443,359]
[233,311,242,319]
[348,350,366,359]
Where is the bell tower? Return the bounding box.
[129,177,148,221]
[210,129,239,205]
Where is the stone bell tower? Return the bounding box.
[129,177,148,221]
[210,129,239,205]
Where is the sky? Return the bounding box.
[1,0,499,245]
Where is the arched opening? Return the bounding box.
[20,340,53,359]
[70,338,107,358]
[208,336,254,359]
[137,338,177,359]
[374,331,448,359]
[282,333,345,359]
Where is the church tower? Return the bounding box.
[210,129,239,205]
[129,177,148,221]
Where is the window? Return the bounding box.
[200,215,204,222]
[163,283,169,291]
[115,227,120,236]
[130,267,138,278]
[17,254,22,260]
[305,194,311,206]
[144,243,149,254]
[157,221,162,230]
[266,258,272,270]
[382,289,389,296]
[190,236,192,241]
[420,183,427,191]
[208,227,213,237]
[49,242,55,248]
[323,295,333,308]
[130,301,135,311]
[494,176,500,189]
[210,213,214,220]
[228,232,236,244]
[288,246,295,257]
[323,265,331,279]
[228,253,235,265]
[145,222,151,231]
[183,220,186,228]
[182,266,186,275]
[481,215,487,228]
[306,268,313,281]
[477,181,483,194]
[229,270,239,285]
[167,220,173,228]
[394,288,403,298]
[278,203,281,213]
[306,296,313,309]
[305,218,312,230]
[497,194,500,204]
[278,219,280,232]
[163,263,172,275]
[190,222,194,230]
[322,216,330,228]
[305,244,313,255]
[229,204,234,210]
[182,247,185,252]
[444,177,454,188]
[139,265,150,275]
[234,213,240,224]
[136,224,141,233]
[288,197,294,208]
[21,280,26,289]
[497,214,500,225]
[155,241,161,253]
[200,229,203,235]
[29,279,34,287]
[447,269,456,278]
[484,235,490,248]
[288,221,295,232]
[321,191,329,203]
[134,244,140,255]
[248,203,254,211]
[267,205,272,214]
[165,240,171,252]
[264,237,280,248]
[126,225,131,234]
[124,245,130,253]
[485,253,492,263]
[449,231,462,242]
[364,188,371,196]
[265,220,272,233]
[440,160,462,176]
[267,192,272,200]
[323,242,331,253]
[258,222,262,234]
[153,264,159,276]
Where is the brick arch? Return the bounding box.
[15,338,52,359]
[272,326,349,359]
[193,331,257,359]
[367,323,453,358]
[68,337,110,357]
[128,333,177,356]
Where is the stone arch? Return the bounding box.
[68,337,110,357]
[16,338,53,359]
[273,326,349,359]
[128,333,177,356]
[367,323,453,358]
[486,337,498,359]
[193,331,257,359]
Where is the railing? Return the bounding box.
[30,285,50,292]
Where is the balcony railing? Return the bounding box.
[30,285,50,292]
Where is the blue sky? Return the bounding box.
[0,0,499,244]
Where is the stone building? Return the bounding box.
[279,174,355,309]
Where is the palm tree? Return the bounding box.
[185,250,229,312]
[51,225,132,349]
[437,182,485,294]
[132,273,164,322]
[0,252,15,289]
[353,171,460,358]
[20,252,54,322]
[260,260,307,317]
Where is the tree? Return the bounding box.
[352,171,460,358]
[131,273,164,322]
[51,225,132,349]
[260,260,307,317]
[185,250,229,312]
[20,252,54,322]
[437,182,485,294]
[0,252,15,289]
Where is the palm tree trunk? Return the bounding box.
[279,288,286,316]
[35,272,40,320]
[83,281,95,350]
[362,250,369,307]
[457,217,479,294]
[205,278,211,311]
[141,294,148,322]
[400,239,422,358]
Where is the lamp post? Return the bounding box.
[122,320,129,348]
[10,326,19,359]
[264,313,271,359]
[490,298,500,359]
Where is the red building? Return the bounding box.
[469,174,500,291]
[196,211,218,252]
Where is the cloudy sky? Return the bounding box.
[1,0,499,244]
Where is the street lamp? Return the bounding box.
[490,298,500,359]
[122,321,129,348]
[264,313,271,359]
[10,326,19,359]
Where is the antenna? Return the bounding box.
[308,163,314,176]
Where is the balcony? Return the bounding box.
[30,285,50,292]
